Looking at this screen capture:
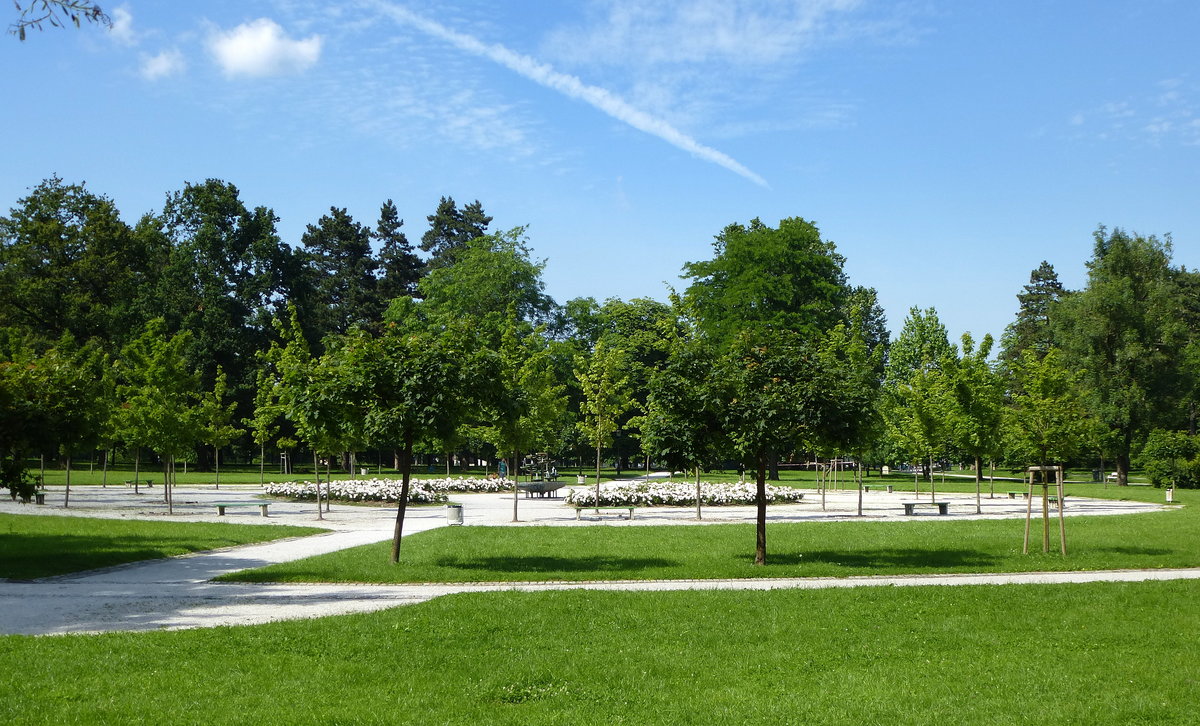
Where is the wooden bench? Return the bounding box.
[215,502,270,517]
[123,479,154,488]
[902,501,949,516]
[1006,491,1026,499]
[572,505,635,520]
[864,484,894,493]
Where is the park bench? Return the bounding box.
[1006,491,1026,499]
[123,480,154,488]
[901,501,949,516]
[572,505,635,520]
[215,502,270,517]
[863,484,894,493]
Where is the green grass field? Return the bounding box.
[2,581,1197,724]
[0,514,324,580]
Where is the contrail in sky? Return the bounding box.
[369,1,769,187]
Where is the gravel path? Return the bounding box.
[1,481,1188,636]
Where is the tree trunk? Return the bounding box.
[929,455,936,501]
[214,446,221,490]
[595,439,602,507]
[64,455,71,508]
[313,451,324,520]
[391,433,415,563]
[164,457,173,515]
[512,448,520,523]
[974,455,982,514]
[754,452,768,566]
[133,449,141,494]
[695,466,702,521]
[101,449,109,488]
[445,452,451,477]
[259,443,265,487]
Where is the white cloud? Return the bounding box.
[109,4,136,46]
[368,1,768,187]
[140,49,185,80]
[208,18,322,78]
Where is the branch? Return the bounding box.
[9,1,111,40]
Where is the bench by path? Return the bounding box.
[572,505,635,520]
[215,501,270,517]
[902,501,949,516]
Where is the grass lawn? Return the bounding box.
[0,514,325,580]
[2,581,1197,724]
[225,486,1195,584]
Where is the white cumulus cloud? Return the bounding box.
[109,4,136,46]
[208,18,322,78]
[140,49,185,80]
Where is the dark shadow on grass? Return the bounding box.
[761,548,999,569]
[432,555,678,574]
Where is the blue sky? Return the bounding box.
[4,0,1198,344]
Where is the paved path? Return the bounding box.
[1,481,1189,636]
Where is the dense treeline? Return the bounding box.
[2,176,1199,557]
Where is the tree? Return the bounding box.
[944,333,1004,507]
[351,300,487,562]
[151,179,292,437]
[198,366,239,490]
[9,1,109,40]
[300,207,381,337]
[999,261,1065,367]
[882,307,955,484]
[1004,347,1088,472]
[244,368,282,487]
[34,337,110,507]
[418,226,556,337]
[375,199,423,302]
[420,196,492,270]
[115,320,202,514]
[0,334,48,500]
[682,216,854,564]
[682,217,847,343]
[714,329,826,564]
[576,340,634,502]
[0,177,154,351]
[643,329,725,519]
[1054,227,1188,484]
[485,315,567,521]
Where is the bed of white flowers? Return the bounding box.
[263,476,515,503]
[564,480,806,507]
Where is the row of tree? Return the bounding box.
[3,176,1199,562]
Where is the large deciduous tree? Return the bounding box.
[0,177,155,351]
[682,216,853,564]
[1054,227,1188,484]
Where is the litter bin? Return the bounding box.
[576,475,586,485]
[1091,469,1101,482]
[1166,487,1175,503]
[35,492,45,505]
[445,503,464,525]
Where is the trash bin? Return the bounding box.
[35,492,45,505]
[1091,469,1101,482]
[1166,487,1175,503]
[360,468,368,476]
[576,475,586,485]
[445,503,463,525]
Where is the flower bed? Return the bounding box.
[264,476,517,503]
[564,481,806,507]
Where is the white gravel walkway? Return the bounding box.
[1,480,1190,636]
